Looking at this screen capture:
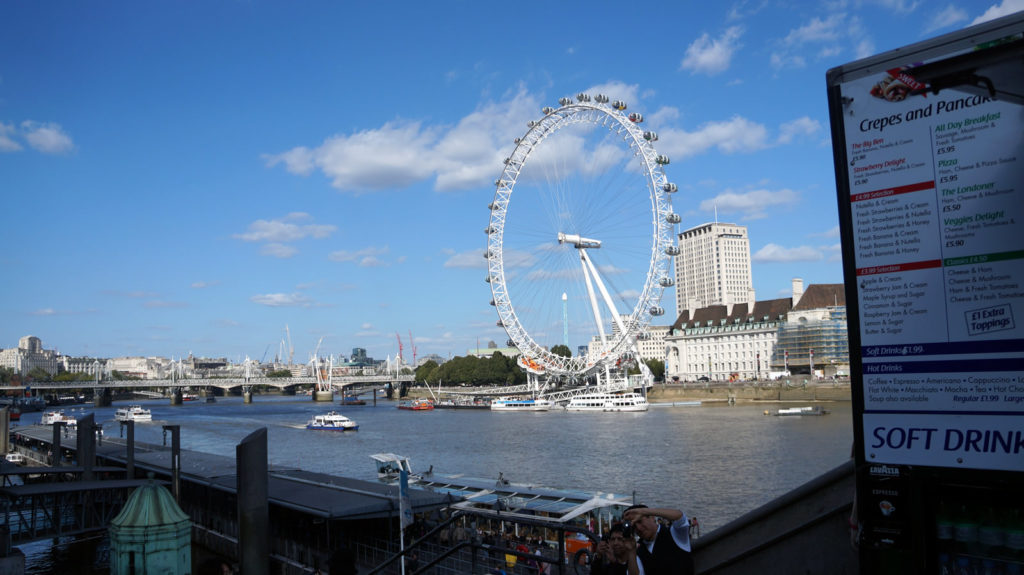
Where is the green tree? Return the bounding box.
[550,344,571,358]
[266,369,293,378]
[27,367,52,382]
[415,360,439,383]
[0,367,14,384]
[644,358,665,382]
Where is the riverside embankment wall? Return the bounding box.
[647,383,852,403]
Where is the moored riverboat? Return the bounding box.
[434,397,490,409]
[565,392,649,412]
[370,453,633,544]
[306,411,359,431]
[340,395,366,406]
[767,405,830,416]
[397,398,434,411]
[490,397,554,411]
[115,405,153,422]
[39,410,77,428]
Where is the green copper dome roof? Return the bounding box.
[111,480,190,528]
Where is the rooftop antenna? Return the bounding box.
[714,203,718,224]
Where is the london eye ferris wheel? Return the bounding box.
[485,93,679,382]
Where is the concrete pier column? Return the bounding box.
[312,390,334,402]
[237,428,269,575]
[243,392,253,404]
[94,387,112,407]
[170,390,182,405]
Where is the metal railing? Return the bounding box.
[366,509,601,575]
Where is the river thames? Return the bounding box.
[16,392,852,536]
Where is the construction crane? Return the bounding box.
[395,332,404,364]
[408,330,417,367]
[260,344,271,364]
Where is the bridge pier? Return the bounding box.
[312,390,333,402]
[93,387,112,407]
[243,385,253,404]
[170,389,182,406]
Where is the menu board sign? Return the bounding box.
[831,32,1024,472]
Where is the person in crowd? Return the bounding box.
[590,523,632,575]
[622,504,694,575]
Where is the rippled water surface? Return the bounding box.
[19,394,852,534]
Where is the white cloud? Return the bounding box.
[359,256,387,268]
[233,213,336,243]
[329,245,389,263]
[777,117,821,144]
[772,13,866,70]
[265,86,648,194]
[144,300,188,309]
[444,250,487,269]
[658,116,770,160]
[783,13,846,45]
[972,0,1024,24]
[752,243,824,262]
[699,188,800,219]
[20,121,74,154]
[250,293,313,307]
[31,308,57,316]
[926,5,969,31]
[261,243,298,258]
[233,213,334,259]
[190,280,219,289]
[681,27,744,75]
[811,226,841,238]
[0,122,22,152]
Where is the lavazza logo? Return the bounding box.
[869,465,901,477]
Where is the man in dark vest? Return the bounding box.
[622,504,694,575]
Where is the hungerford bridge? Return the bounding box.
[0,371,415,405]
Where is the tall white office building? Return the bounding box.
[674,222,755,316]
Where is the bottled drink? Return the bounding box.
[956,504,981,556]
[1005,508,1024,562]
[937,501,956,553]
[938,553,956,575]
[979,506,1006,557]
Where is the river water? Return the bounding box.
[15,394,852,571]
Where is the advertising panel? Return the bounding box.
[828,18,1024,473]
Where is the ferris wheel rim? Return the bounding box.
[486,96,677,378]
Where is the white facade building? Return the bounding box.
[664,297,792,383]
[587,317,670,364]
[106,356,174,379]
[674,222,755,318]
[0,335,60,376]
[665,279,849,382]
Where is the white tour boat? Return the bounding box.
[489,397,554,412]
[39,410,78,428]
[115,405,153,422]
[565,392,649,412]
[306,411,359,431]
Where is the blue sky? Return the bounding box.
[2,1,1021,363]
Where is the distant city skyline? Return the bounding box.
[2,1,1019,361]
